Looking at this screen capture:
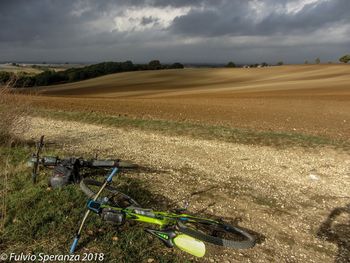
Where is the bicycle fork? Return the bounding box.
[70,167,119,254]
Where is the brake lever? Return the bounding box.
[32,135,45,184]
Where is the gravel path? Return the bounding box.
[20,117,350,263]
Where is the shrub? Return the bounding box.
[168,63,184,69]
[226,62,236,68]
[148,60,162,70]
[339,54,350,63]
[0,72,13,85]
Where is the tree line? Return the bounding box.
[226,54,350,67]
[0,60,184,88]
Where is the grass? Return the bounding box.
[0,80,33,145]
[0,145,192,262]
[32,108,349,150]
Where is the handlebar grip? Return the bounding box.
[91,160,138,168]
[42,156,59,166]
[70,236,80,254]
[91,160,116,167]
[29,156,58,166]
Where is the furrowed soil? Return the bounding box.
[28,65,350,140]
[18,116,350,263]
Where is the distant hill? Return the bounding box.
[1,61,184,88]
[38,64,350,98]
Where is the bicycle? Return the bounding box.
[70,168,256,257]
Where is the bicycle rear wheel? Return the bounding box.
[177,218,256,249]
[80,178,140,208]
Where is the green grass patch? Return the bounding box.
[0,145,190,262]
[33,108,349,150]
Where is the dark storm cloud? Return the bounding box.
[170,0,350,36]
[0,0,349,63]
[258,0,350,34]
[0,0,201,43]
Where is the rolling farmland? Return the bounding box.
[30,65,350,140]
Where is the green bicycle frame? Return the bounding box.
[88,200,218,227]
[87,200,210,257]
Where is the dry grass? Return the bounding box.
[0,77,32,145]
[0,159,8,233]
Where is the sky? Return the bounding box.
[0,0,349,64]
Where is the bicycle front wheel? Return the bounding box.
[80,178,140,208]
[177,218,256,249]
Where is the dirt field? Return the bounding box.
[19,116,350,263]
[29,65,350,140]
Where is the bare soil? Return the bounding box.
[19,116,350,263]
[27,65,350,140]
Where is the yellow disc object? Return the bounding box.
[173,234,206,257]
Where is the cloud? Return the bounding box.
[0,0,348,63]
[170,0,350,37]
[114,6,190,32]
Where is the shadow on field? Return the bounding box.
[317,204,350,263]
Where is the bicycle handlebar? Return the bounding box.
[29,156,137,169]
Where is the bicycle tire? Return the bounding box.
[80,178,140,208]
[177,219,256,249]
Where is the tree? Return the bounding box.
[121,60,134,71]
[304,60,309,64]
[315,57,321,64]
[339,54,350,64]
[261,62,268,67]
[168,63,184,69]
[148,60,162,70]
[226,61,236,68]
[277,61,284,66]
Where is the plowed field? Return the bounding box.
[28,65,350,140]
